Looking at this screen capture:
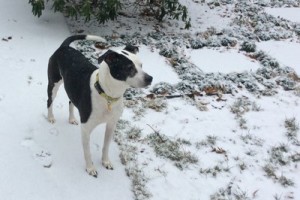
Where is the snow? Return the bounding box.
[180,0,233,32]
[1,1,300,200]
[258,8,300,75]
[189,48,261,73]
[257,41,300,75]
[107,45,180,85]
[265,8,300,23]
[126,92,300,199]
[139,46,181,85]
[0,1,132,200]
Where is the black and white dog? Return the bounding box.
[47,35,152,177]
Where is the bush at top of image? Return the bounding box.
[29,0,191,29]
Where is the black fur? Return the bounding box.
[104,52,138,81]
[98,50,113,64]
[48,37,140,123]
[48,46,96,123]
[60,35,87,47]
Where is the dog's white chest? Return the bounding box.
[90,93,123,124]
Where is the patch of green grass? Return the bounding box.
[125,126,142,140]
[285,117,299,134]
[200,163,231,177]
[269,144,290,166]
[263,163,295,188]
[125,166,152,200]
[230,97,251,117]
[176,138,192,146]
[143,98,167,112]
[210,179,251,200]
[115,120,151,200]
[284,117,300,145]
[238,161,248,171]
[147,132,198,169]
[290,152,300,162]
[240,133,264,147]
[245,149,257,157]
[230,98,262,130]
[278,174,294,187]
[196,135,218,149]
[239,117,248,129]
[263,164,277,179]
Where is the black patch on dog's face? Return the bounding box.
[104,51,137,81]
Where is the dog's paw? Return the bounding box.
[102,160,114,170]
[86,166,98,178]
[69,118,78,125]
[48,117,56,124]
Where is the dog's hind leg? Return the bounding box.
[47,80,62,123]
[68,101,78,125]
[102,120,118,170]
[47,57,62,123]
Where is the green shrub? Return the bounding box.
[29,0,191,29]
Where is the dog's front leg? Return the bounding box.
[102,120,117,170]
[81,124,98,177]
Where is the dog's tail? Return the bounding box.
[60,35,106,47]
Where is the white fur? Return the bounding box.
[118,50,148,88]
[81,70,124,176]
[86,35,107,43]
[47,80,62,123]
[69,102,78,125]
[126,65,148,88]
[81,54,151,176]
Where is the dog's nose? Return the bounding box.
[145,74,153,85]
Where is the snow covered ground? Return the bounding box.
[188,48,260,73]
[257,41,300,75]
[0,1,132,200]
[1,0,300,200]
[265,8,300,23]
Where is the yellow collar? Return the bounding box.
[94,73,120,111]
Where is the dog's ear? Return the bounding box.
[98,50,113,64]
[104,51,120,65]
[124,45,139,54]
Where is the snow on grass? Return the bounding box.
[2,0,300,200]
[188,48,260,73]
[122,90,300,199]
[257,41,300,75]
[265,8,300,23]
[123,88,300,199]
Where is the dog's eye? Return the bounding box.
[126,64,133,70]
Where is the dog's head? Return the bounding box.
[100,45,153,88]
